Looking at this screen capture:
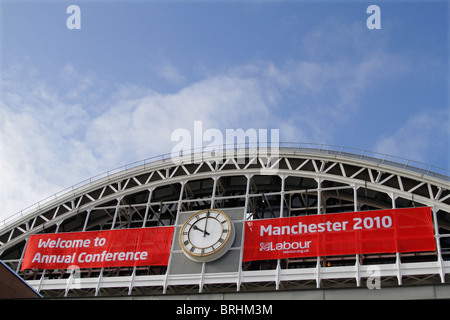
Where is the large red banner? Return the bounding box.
[243,207,436,262]
[21,227,174,270]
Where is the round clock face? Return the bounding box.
[179,209,235,263]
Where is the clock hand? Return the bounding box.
[203,210,210,237]
[193,225,210,236]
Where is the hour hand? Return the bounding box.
[193,225,210,236]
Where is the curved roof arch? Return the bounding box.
[0,144,449,298]
[1,145,448,254]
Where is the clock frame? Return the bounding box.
[179,209,235,263]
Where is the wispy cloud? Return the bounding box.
[0,55,396,219]
[0,65,275,218]
[155,59,186,85]
[0,17,446,221]
[374,109,450,166]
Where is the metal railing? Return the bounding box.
[1,142,448,230]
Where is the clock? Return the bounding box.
[179,209,235,263]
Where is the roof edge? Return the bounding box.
[1,143,448,230]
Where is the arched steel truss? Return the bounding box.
[0,146,449,297]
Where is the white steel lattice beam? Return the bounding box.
[1,163,449,254]
[1,148,448,297]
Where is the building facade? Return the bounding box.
[0,144,449,298]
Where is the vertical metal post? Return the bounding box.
[354,184,361,287]
[211,176,218,210]
[141,188,154,228]
[199,262,206,293]
[96,197,122,296]
[163,181,185,294]
[431,205,445,283]
[280,175,285,218]
[82,209,91,232]
[128,267,136,296]
[275,174,286,290]
[315,178,322,288]
[111,196,123,230]
[95,268,104,296]
[391,193,402,285]
[237,174,251,292]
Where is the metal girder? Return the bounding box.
[0,147,449,297]
[1,150,449,251]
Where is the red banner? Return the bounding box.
[21,227,174,270]
[243,207,435,262]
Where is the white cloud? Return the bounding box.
[374,109,449,166]
[84,74,275,163]
[155,59,186,85]
[0,17,441,222]
[0,68,103,220]
[0,66,277,220]
[0,48,412,220]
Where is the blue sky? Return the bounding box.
[0,0,448,220]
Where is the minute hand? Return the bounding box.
[203,211,210,237]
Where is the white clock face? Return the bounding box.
[179,209,235,262]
